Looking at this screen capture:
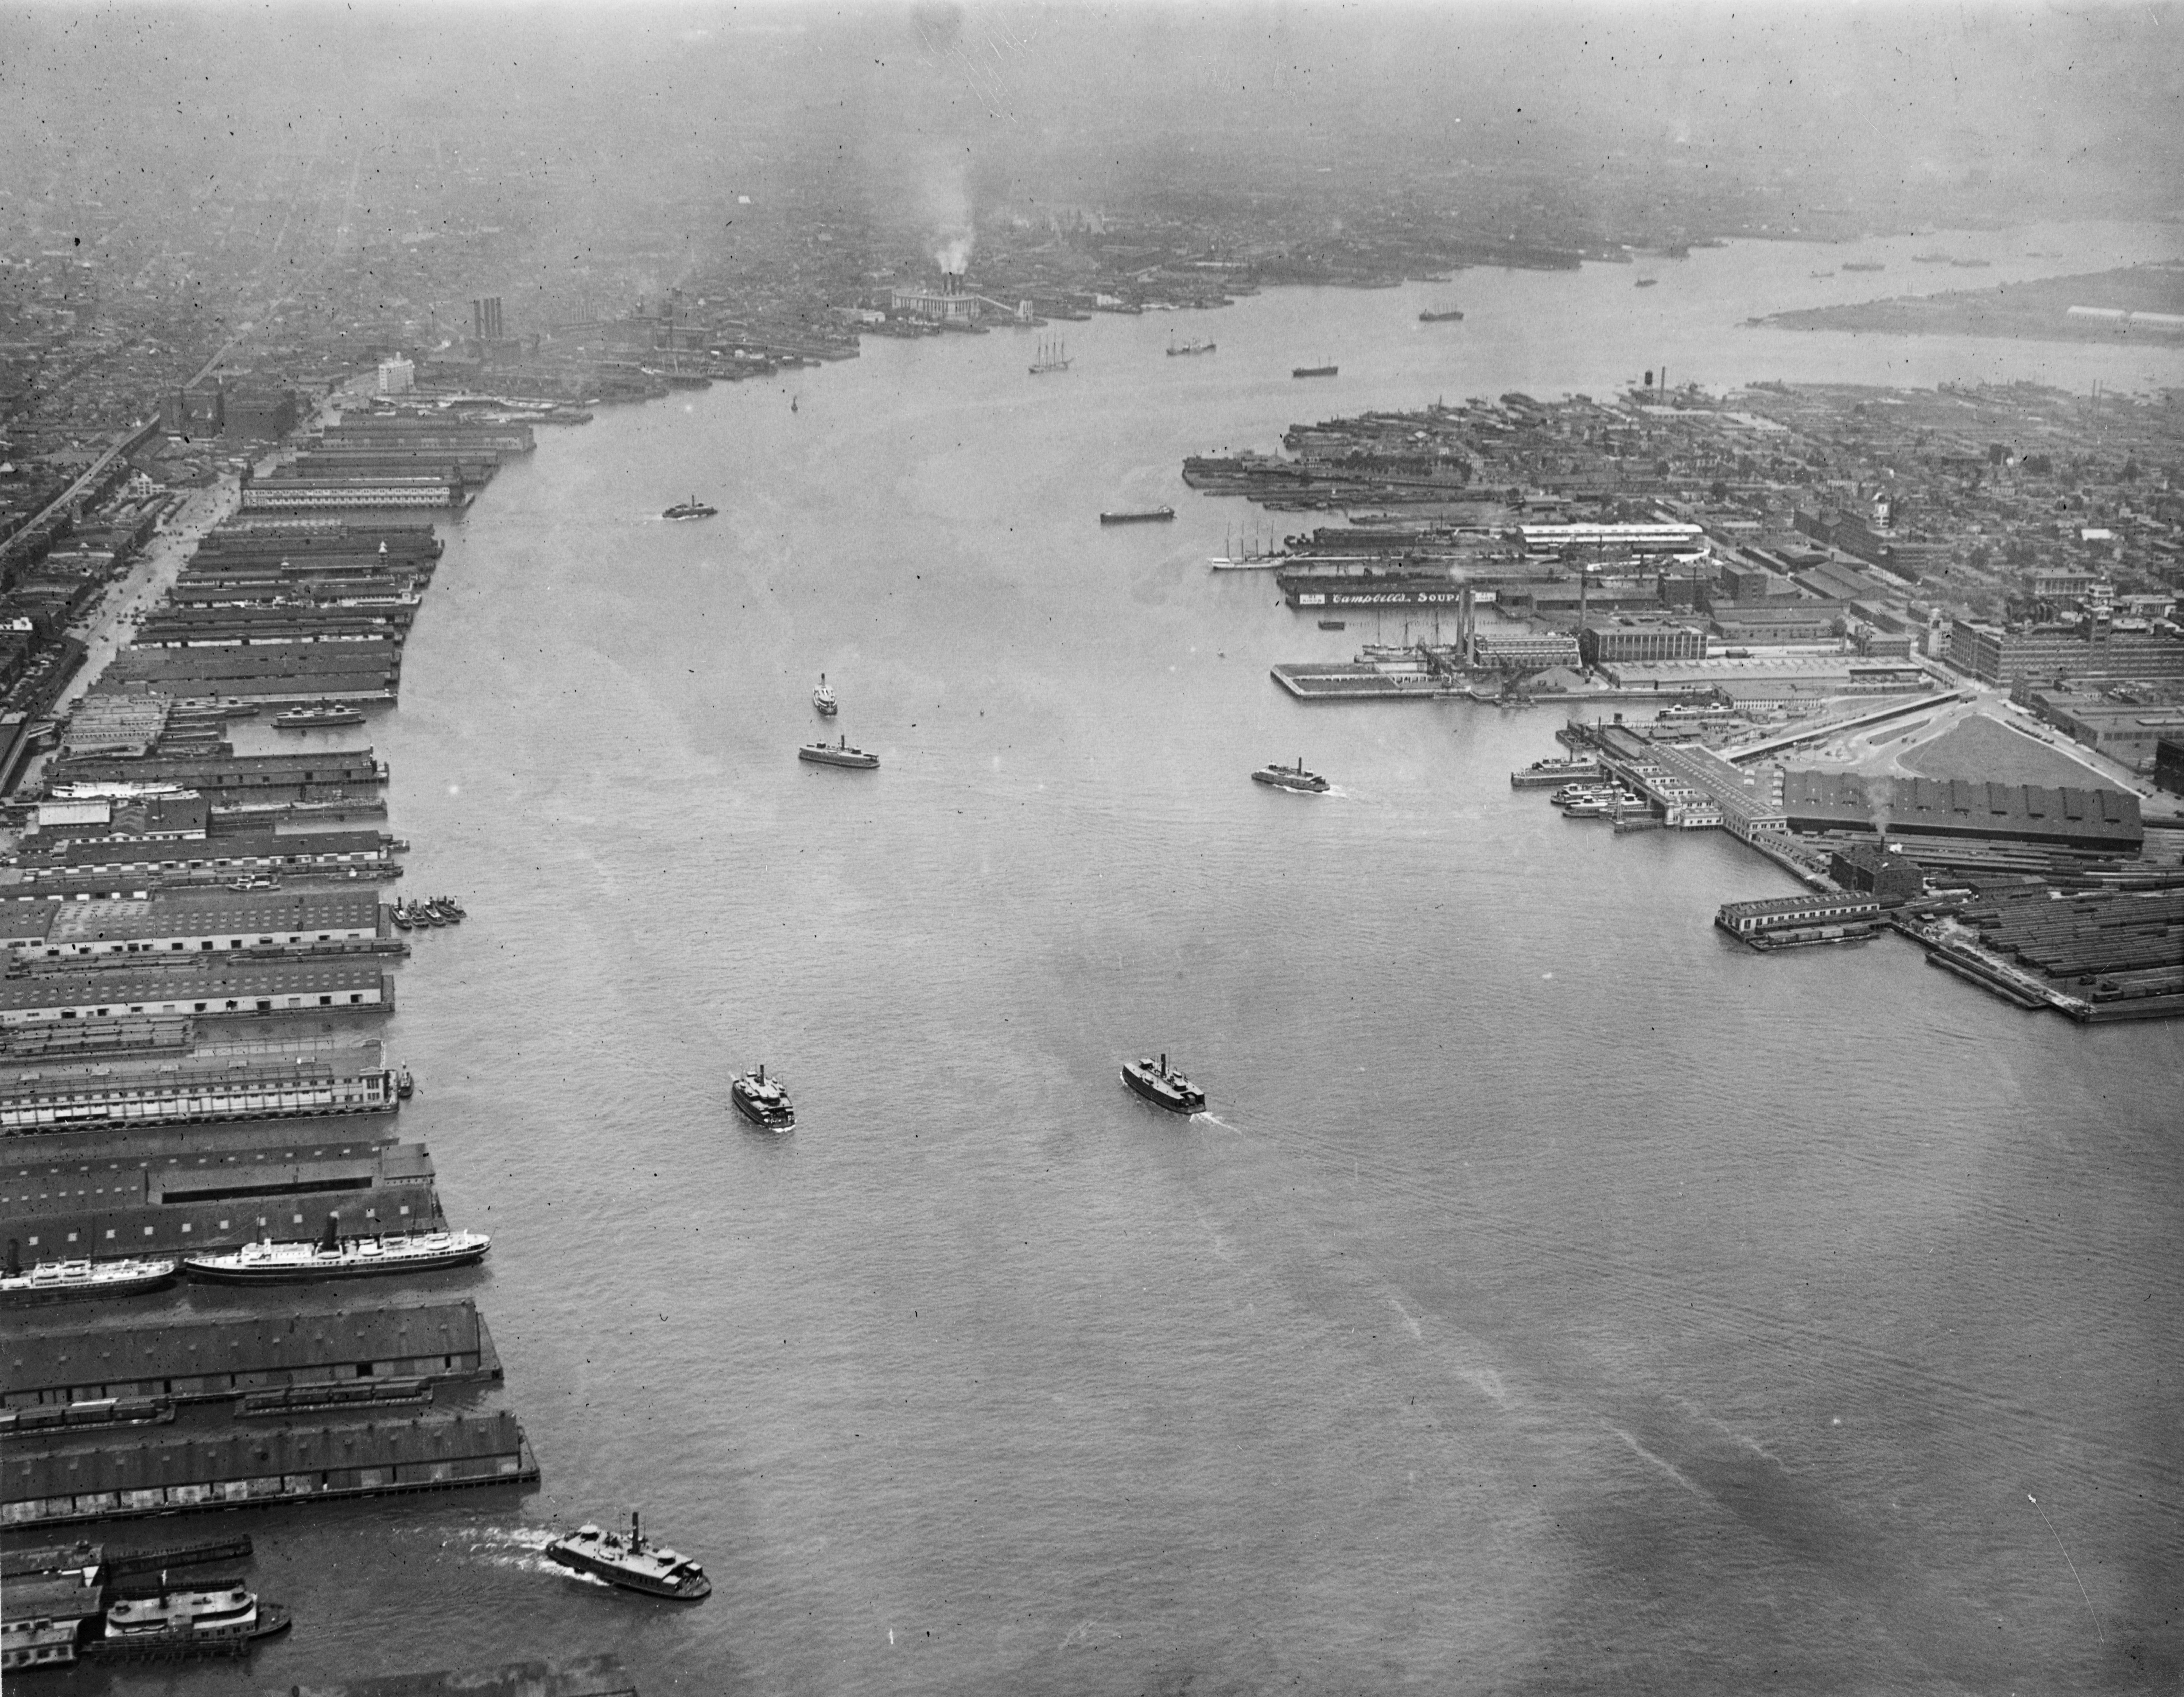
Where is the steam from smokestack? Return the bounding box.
[935,233,973,275]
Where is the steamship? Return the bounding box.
[545,1512,712,1601]
[1121,1053,1206,1116]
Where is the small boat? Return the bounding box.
[1099,506,1175,525]
[1251,756,1329,794]
[731,1064,795,1131]
[1165,339,1216,356]
[1291,363,1338,378]
[1417,308,1465,322]
[1317,619,1346,630]
[85,1582,290,1661]
[2,1250,177,1304]
[1841,261,1886,272]
[273,704,364,729]
[389,904,413,931]
[1029,338,1071,374]
[395,1066,414,1100]
[1810,270,1834,279]
[663,497,717,520]
[814,674,838,716]
[1634,277,1658,289]
[440,896,467,920]
[1121,1052,1205,1116]
[182,1218,490,1283]
[545,1512,712,1601]
[799,734,879,770]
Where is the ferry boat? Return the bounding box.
[1099,506,1175,525]
[86,1582,290,1661]
[273,704,365,730]
[1029,338,1071,374]
[1417,308,1465,322]
[731,1064,795,1131]
[799,734,879,770]
[1291,363,1338,378]
[182,1220,490,1284]
[545,1513,712,1601]
[663,497,717,520]
[2,1253,177,1304]
[1251,756,1330,794]
[1120,1053,1205,1116]
[813,673,838,716]
[1165,339,1216,356]
[1510,756,1604,789]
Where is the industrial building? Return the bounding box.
[1577,615,1708,665]
[1780,771,2145,852]
[24,890,382,957]
[1948,617,2184,685]
[1715,892,1883,944]
[0,960,392,1024]
[1828,842,1926,906]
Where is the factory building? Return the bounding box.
[1828,842,1926,906]
[1577,615,1708,665]
[890,272,981,325]
[1948,618,2184,686]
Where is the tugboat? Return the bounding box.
[389,903,413,931]
[2,1246,177,1304]
[1098,506,1175,525]
[1251,756,1330,794]
[662,496,717,520]
[273,704,365,730]
[731,1065,795,1131]
[798,734,879,770]
[1120,1053,1206,1116]
[813,674,838,716]
[84,1581,291,1661]
[182,1216,490,1283]
[545,1512,712,1601]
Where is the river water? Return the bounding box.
[138,222,2184,1696]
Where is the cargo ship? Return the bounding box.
[731,1064,795,1130]
[813,674,838,716]
[182,1219,490,1283]
[2,1252,178,1304]
[1252,757,1330,794]
[1121,1053,1205,1116]
[799,734,878,769]
[663,497,717,520]
[545,1513,712,1601]
[273,704,365,729]
[1291,363,1338,378]
[1417,308,1465,322]
[1099,506,1175,525]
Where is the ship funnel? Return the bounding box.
[319,1213,340,1253]
[1160,1052,1167,1075]
[631,1510,643,1548]
[5,1237,18,1277]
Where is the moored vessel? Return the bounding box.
[731,1064,795,1130]
[1120,1053,1206,1116]
[545,1512,712,1601]
[1251,756,1330,794]
[85,1582,291,1662]
[799,734,879,770]
[1099,506,1175,525]
[273,704,364,730]
[2,1250,178,1304]
[663,497,717,520]
[182,1217,489,1283]
[813,673,838,715]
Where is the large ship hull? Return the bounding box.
[1099,508,1174,525]
[182,1237,488,1283]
